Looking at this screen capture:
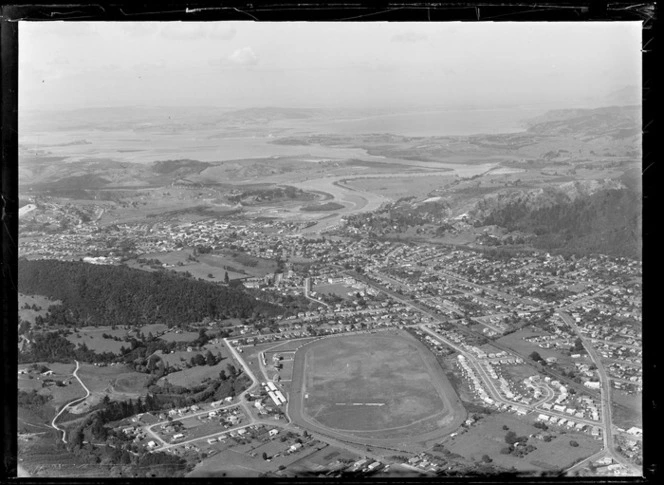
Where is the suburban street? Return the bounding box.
[557,311,639,474]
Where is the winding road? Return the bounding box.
[51,361,91,443]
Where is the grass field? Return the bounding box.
[73,362,152,399]
[18,405,56,433]
[256,337,319,354]
[300,333,456,434]
[128,250,248,282]
[140,323,168,335]
[160,330,199,343]
[499,363,541,384]
[112,372,152,394]
[19,293,60,324]
[172,411,242,441]
[287,444,360,474]
[18,437,110,478]
[66,327,128,355]
[444,412,601,473]
[497,329,571,363]
[188,448,264,477]
[158,361,230,388]
[313,283,353,299]
[138,249,277,282]
[18,363,83,408]
[611,390,642,430]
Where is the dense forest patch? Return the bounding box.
[19,259,282,327]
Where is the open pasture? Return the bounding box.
[76,362,151,397]
[140,323,169,336]
[188,448,265,477]
[130,250,249,282]
[444,412,601,473]
[159,330,199,343]
[288,444,360,474]
[19,293,60,324]
[201,251,278,278]
[158,361,231,388]
[156,350,198,367]
[66,327,127,354]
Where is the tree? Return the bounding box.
[481,455,493,463]
[529,351,543,362]
[224,271,230,284]
[69,427,85,449]
[505,431,518,445]
[262,452,268,460]
[205,350,216,366]
[569,440,579,447]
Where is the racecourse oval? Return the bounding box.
[287,330,466,445]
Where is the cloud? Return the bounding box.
[228,46,258,66]
[159,23,236,41]
[391,31,429,43]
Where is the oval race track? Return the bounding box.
[287,329,467,451]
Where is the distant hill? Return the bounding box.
[152,159,210,175]
[18,260,282,327]
[223,107,325,122]
[603,85,641,106]
[524,105,641,140]
[472,180,641,258]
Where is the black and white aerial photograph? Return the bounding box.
[12,17,644,479]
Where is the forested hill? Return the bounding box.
[476,184,641,259]
[19,260,281,326]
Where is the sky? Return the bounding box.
[19,21,642,112]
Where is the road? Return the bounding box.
[564,449,610,476]
[418,324,593,424]
[146,338,295,451]
[50,361,90,443]
[560,287,611,311]
[557,311,639,474]
[354,269,608,400]
[351,270,612,402]
[303,282,329,308]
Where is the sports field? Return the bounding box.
[288,330,466,448]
